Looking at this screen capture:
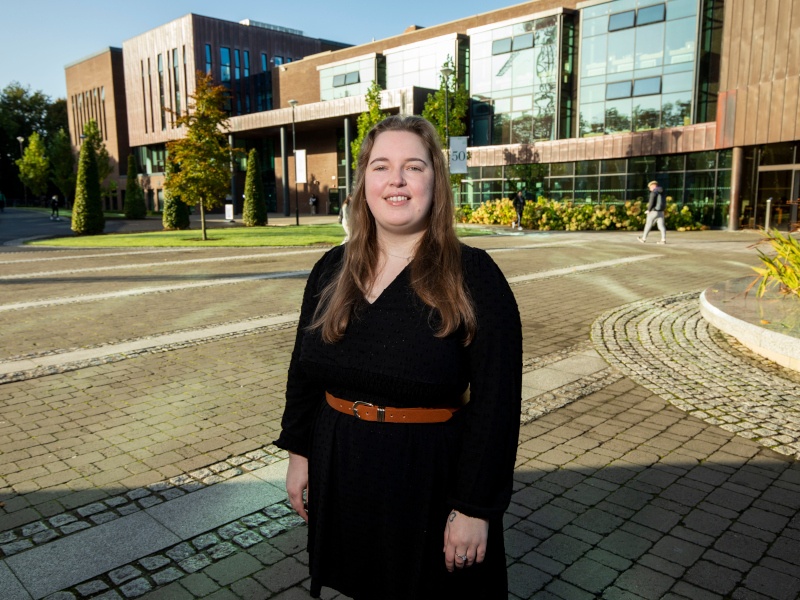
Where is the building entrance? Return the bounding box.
[752,169,799,231]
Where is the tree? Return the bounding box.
[49,129,76,205]
[422,57,470,189]
[0,83,54,201]
[124,155,147,219]
[243,148,268,226]
[71,124,105,235]
[350,80,388,171]
[165,72,234,241]
[162,159,190,230]
[421,57,469,148]
[16,132,49,198]
[82,119,113,186]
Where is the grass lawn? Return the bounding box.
[27,223,492,248]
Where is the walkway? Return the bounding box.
[0,209,797,599]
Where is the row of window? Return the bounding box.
[608,4,666,32]
[332,71,360,87]
[140,47,187,134]
[606,76,661,100]
[70,87,107,145]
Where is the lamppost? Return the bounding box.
[288,99,300,225]
[16,136,27,204]
[440,66,454,151]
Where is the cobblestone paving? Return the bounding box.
[2,223,799,600]
[593,291,800,459]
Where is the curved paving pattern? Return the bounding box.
[592,291,800,460]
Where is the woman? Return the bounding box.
[276,115,522,599]
[339,194,351,244]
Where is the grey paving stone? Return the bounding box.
[119,577,152,598]
[684,560,742,595]
[507,562,552,598]
[218,522,247,540]
[208,542,237,560]
[146,473,284,540]
[740,565,800,600]
[598,530,652,560]
[178,554,212,574]
[77,503,107,518]
[205,552,263,586]
[151,567,184,586]
[254,556,307,592]
[43,592,76,600]
[614,564,675,598]
[138,555,170,571]
[76,580,109,597]
[4,511,180,599]
[32,530,59,545]
[0,560,32,600]
[166,542,195,562]
[230,577,269,600]
[560,557,619,594]
[192,533,220,550]
[180,573,220,596]
[109,565,142,585]
[20,522,48,537]
[2,540,34,556]
[60,522,91,535]
[649,536,705,567]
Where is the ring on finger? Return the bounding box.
[456,553,468,562]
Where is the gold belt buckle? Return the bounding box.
[351,401,385,422]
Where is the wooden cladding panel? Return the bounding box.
[747,0,767,86]
[720,0,800,146]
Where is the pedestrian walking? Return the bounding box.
[338,195,351,244]
[638,180,666,244]
[50,195,60,220]
[276,115,522,599]
[512,191,525,230]
[309,193,318,215]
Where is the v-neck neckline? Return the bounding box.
[364,263,410,305]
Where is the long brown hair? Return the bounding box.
[309,115,477,344]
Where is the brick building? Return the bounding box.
[65,0,800,229]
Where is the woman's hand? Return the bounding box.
[443,509,488,572]
[286,452,309,523]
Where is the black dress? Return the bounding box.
[275,244,522,600]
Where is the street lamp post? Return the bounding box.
[16,136,27,204]
[440,66,454,151]
[288,99,300,226]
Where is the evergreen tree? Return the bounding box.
[165,72,233,241]
[71,126,105,235]
[49,128,76,205]
[243,148,268,226]
[124,155,147,219]
[162,159,190,230]
[350,81,388,171]
[16,131,49,198]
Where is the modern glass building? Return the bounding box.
[66,0,800,230]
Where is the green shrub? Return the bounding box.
[243,148,268,226]
[124,155,147,219]
[749,229,800,298]
[71,137,105,235]
[466,196,705,232]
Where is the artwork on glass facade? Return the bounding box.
[470,14,564,146]
[578,0,698,137]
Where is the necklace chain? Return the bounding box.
[384,251,413,262]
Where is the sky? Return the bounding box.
[1,0,521,100]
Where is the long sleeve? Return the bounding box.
[448,247,522,520]
[274,247,343,457]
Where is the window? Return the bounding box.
[220,47,231,83]
[344,71,360,85]
[173,49,181,118]
[606,81,632,100]
[273,56,284,66]
[512,33,534,51]
[637,4,666,26]
[234,49,240,80]
[492,38,512,55]
[608,11,635,31]
[633,76,661,96]
[286,57,293,63]
[157,53,166,131]
[261,53,268,71]
[332,74,346,87]
[205,44,212,74]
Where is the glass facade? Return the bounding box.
[579,0,699,136]
[384,36,467,91]
[320,55,384,101]
[469,13,567,146]
[455,149,733,228]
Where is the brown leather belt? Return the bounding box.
[325,392,459,423]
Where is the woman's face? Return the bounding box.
[364,130,434,238]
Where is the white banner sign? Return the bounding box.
[449,136,468,174]
[295,149,307,184]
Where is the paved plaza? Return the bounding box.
[0,208,799,600]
